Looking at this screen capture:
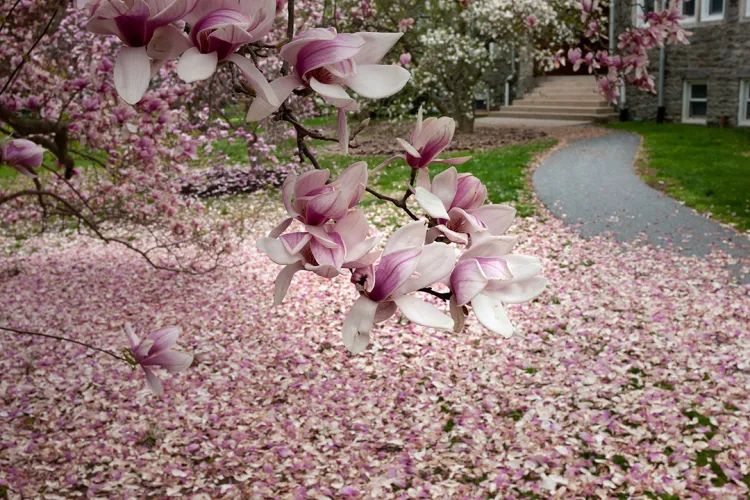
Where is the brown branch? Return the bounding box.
[0,2,61,96]
[418,287,452,301]
[0,325,128,362]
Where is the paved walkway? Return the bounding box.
[533,131,750,283]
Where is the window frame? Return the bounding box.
[682,80,708,125]
[700,0,724,22]
[739,80,750,127]
[681,0,697,24]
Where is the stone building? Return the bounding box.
[619,0,750,126]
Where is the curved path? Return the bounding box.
[533,131,750,283]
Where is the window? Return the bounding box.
[682,0,697,23]
[682,80,708,124]
[746,0,750,18]
[739,80,750,126]
[701,0,724,21]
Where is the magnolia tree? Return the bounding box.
[0,0,688,394]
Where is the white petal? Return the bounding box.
[485,277,547,304]
[396,138,420,158]
[398,242,456,294]
[342,295,379,354]
[353,32,403,64]
[415,187,450,220]
[431,167,458,209]
[383,219,427,256]
[226,53,279,108]
[504,255,543,284]
[142,367,164,395]
[470,204,516,236]
[416,168,431,190]
[471,294,514,338]
[147,25,191,60]
[461,236,517,260]
[344,64,410,99]
[344,236,380,265]
[393,295,454,330]
[114,46,151,105]
[256,237,301,265]
[273,262,305,306]
[246,75,301,122]
[177,47,218,83]
[309,78,357,110]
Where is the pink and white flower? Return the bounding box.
[246,28,410,153]
[86,0,198,104]
[396,108,471,169]
[414,167,516,246]
[1,138,45,177]
[125,324,193,395]
[342,219,456,354]
[449,238,546,337]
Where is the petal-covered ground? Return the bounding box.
[1,199,749,499]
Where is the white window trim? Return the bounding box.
[681,0,698,24]
[746,0,750,19]
[739,80,750,127]
[682,80,708,125]
[700,0,724,22]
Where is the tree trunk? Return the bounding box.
[456,113,475,134]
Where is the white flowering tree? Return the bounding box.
[339,0,586,132]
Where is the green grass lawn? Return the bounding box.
[609,122,750,231]
[318,139,558,217]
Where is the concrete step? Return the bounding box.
[492,110,618,123]
[536,81,600,89]
[507,105,614,115]
[528,89,602,97]
[515,99,611,108]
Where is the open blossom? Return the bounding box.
[414,167,516,246]
[449,238,546,337]
[342,219,456,354]
[1,138,45,177]
[125,325,193,395]
[399,52,412,66]
[86,0,198,104]
[398,17,414,32]
[246,28,410,153]
[396,109,471,169]
[256,163,379,301]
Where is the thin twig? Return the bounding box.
[418,287,452,301]
[0,325,128,362]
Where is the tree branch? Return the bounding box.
[0,325,128,362]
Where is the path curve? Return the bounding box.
[532,131,750,283]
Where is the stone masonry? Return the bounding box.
[618,0,750,126]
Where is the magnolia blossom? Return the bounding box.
[125,325,193,395]
[449,238,546,337]
[1,138,45,177]
[256,163,379,302]
[414,167,516,246]
[395,109,471,169]
[342,220,455,354]
[399,52,412,66]
[86,0,198,104]
[172,0,276,85]
[246,28,410,153]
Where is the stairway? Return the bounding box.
[491,76,618,123]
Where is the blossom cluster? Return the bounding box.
[257,111,547,354]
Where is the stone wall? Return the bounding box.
[617,0,750,126]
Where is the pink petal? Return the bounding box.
[398,242,456,295]
[450,259,488,306]
[338,108,349,155]
[142,366,164,395]
[305,189,349,226]
[369,247,422,302]
[295,170,330,198]
[147,24,191,60]
[246,75,301,122]
[308,78,357,111]
[415,187,449,220]
[470,205,516,236]
[310,232,346,269]
[431,167,458,208]
[227,53,279,107]
[484,277,547,304]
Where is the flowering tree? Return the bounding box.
[0,0,688,394]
